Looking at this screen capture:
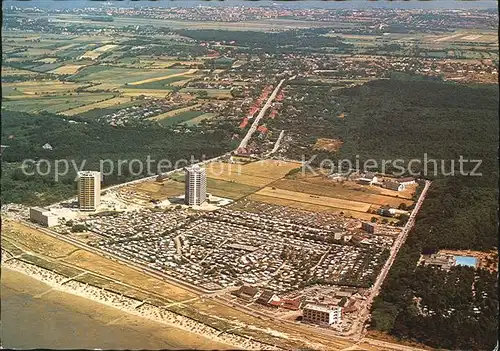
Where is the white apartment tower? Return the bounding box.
[302,303,342,325]
[77,171,101,211]
[184,165,207,206]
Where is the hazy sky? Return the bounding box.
[3,0,499,10]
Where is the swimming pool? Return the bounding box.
[455,256,477,267]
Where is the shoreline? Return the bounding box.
[1,251,278,351]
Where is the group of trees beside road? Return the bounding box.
[349,81,497,350]
[371,177,498,349]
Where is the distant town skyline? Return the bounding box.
[3,0,499,10]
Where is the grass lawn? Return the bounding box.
[158,110,206,126]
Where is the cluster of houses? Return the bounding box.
[97,99,195,126]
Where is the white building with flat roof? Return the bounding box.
[30,207,59,227]
[77,171,101,211]
[302,303,342,326]
[184,165,207,206]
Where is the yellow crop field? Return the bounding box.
[205,162,274,187]
[80,44,119,60]
[60,97,131,116]
[50,64,86,75]
[127,69,198,86]
[94,44,120,52]
[272,178,414,207]
[247,194,386,222]
[36,57,59,64]
[255,187,372,212]
[238,159,301,179]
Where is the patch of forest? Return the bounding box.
[0,111,234,205]
[267,78,498,349]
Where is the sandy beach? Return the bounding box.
[1,267,232,350]
[1,252,276,350]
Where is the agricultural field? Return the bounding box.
[71,66,189,85]
[204,160,301,187]
[183,112,218,126]
[1,80,87,96]
[127,69,198,86]
[31,62,64,72]
[246,194,387,222]
[237,159,301,179]
[205,164,276,187]
[120,90,173,98]
[79,44,120,60]
[83,83,122,91]
[2,93,115,114]
[147,104,201,122]
[254,187,372,212]
[49,64,87,75]
[124,177,260,202]
[1,67,41,77]
[36,57,59,64]
[270,178,414,207]
[158,110,206,126]
[60,96,131,116]
[180,88,233,99]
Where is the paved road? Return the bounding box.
[237,79,286,151]
[349,180,432,339]
[265,130,285,156]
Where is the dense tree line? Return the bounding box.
[175,28,353,53]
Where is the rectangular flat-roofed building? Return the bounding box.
[302,303,342,325]
[29,207,59,227]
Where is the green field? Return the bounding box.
[2,94,115,114]
[124,75,195,89]
[206,178,260,199]
[183,112,218,126]
[158,110,206,126]
[30,62,63,72]
[70,66,188,85]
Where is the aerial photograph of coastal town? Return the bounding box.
[0,0,498,350]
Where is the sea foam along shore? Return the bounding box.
[1,251,279,351]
